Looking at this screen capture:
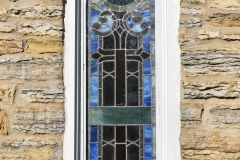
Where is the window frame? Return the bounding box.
[63,0,181,159]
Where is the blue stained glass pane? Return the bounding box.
[143,32,150,53]
[144,76,151,106]
[141,10,150,24]
[143,58,151,74]
[98,2,107,10]
[144,144,152,160]
[106,16,113,27]
[91,60,98,74]
[144,126,152,142]
[90,76,98,106]
[90,144,98,160]
[132,24,142,32]
[128,17,134,28]
[100,25,110,32]
[90,126,98,142]
[91,32,98,54]
[91,8,100,25]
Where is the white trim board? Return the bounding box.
[63,0,181,159]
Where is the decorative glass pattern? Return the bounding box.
[87,0,155,159]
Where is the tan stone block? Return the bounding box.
[207,13,240,27]
[179,34,195,46]
[198,29,219,39]
[209,0,240,10]
[0,23,16,33]
[26,38,63,53]
[181,7,205,15]
[223,33,240,40]
[0,85,16,104]
[181,0,205,4]
[0,108,8,135]
[0,8,7,22]
[0,39,23,55]
[180,18,202,28]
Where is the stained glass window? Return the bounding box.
[87,0,155,159]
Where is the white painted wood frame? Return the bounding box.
[63,0,181,159]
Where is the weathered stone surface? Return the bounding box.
[181,0,205,4]
[183,81,240,99]
[0,23,17,33]
[0,39,23,55]
[0,138,62,159]
[21,85,64,103]
[210,104,240,129]
[9,4,63,19]
[0,8,7,22]
[209,0,240,10]
[26,38,63,53]
[198,29,219,40]
[0,108,8,135]
[180,18,202,28]
[181,7,205,15]
[20,21,63,37]
[12,106,64,134]
[181,103,203,128]
[207,13,240,27]
[0,85,16,104]
[182,48,240,76]
[181,130,240,154]
[223,33,240,40]
[179,34,195,46]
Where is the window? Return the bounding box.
[63,0,181,159]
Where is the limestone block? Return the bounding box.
[26,38,63,53]
[209,0,240,10]
[20,21,63,37]
[182,48,240,76]
[0,23,16,33]
[20,85,64,103]
[0,8,7,22]
[12,106,64,134]
[9,4,63,19]
[181,7,205,15]
[183,81,240,99]
[181,103,203,128]
[0,85,16,104]
[180,18,202,28]
[0,39,23,55]
[207,13,240,27]
[181,0,205,4]
[198,29,219,39]
[0,108,8,135]
[223,33,240,40]
[0,138,62,159]
[179,34,195,46]
[210,104,240,129]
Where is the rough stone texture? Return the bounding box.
[210,104,240,129]
[182,48,240,76]
[223,33,240,40]
[0,8,7,22]
[181,103,203,128]
[20,21,63,37]
[0,138,63,160]
[209,0,240,10]
[0,108,8,135]
[207,13,240,27]
[180,18,202,28]
[12,106,64,134]
[183,81,240,99]
[21,85,64,103]
[0,39,23,55]
[9,4,63,19]
[181,7,205,15]
[179,34,196,46]
[0,23,17,33]
[181,130,240,159]
[181,0,205,4]
[198,29,219,39]
[26,38,63,53]
[0,85,16,104]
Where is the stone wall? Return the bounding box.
[0,0,64,159]
[180,0,240,159]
